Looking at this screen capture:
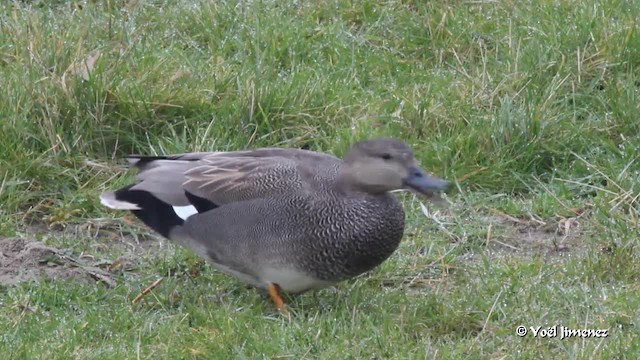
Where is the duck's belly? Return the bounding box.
[261,267,335,293]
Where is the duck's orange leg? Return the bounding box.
[267,283,289,314]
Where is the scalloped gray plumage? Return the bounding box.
[100,138,450,312]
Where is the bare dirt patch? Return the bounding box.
[0,237,115,287]
[477,209,590,259]
[25,218,164,255]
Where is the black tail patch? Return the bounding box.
[185,191,218,213]
[127,155,171,170]
[114,185,184,239]
[127,154,200,170]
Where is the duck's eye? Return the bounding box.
[381,153,392,160]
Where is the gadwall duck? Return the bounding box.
[100,138,449,312]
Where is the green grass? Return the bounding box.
[0,0,639,358]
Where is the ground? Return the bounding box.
[0,201,583,288]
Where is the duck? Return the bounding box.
[100,138,450,312]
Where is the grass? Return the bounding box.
[0,0,638,358]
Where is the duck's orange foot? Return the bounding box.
[267,283,289,315]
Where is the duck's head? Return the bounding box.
[341,138,450,196]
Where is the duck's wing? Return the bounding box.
[128,148,339,206]
[100,148,341,237]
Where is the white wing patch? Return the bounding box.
[172,205,198,220]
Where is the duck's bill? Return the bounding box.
[403,166,450,196]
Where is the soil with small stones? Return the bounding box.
[0,237,114,286]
